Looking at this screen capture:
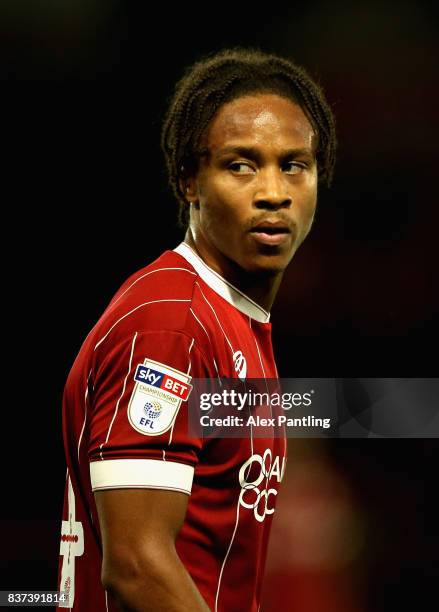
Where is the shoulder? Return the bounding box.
[111,250,199,307]
[90,249,209,355]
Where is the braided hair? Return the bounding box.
[161,47,336,227]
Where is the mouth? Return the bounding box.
[249,222,291,246]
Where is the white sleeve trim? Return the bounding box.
[90,458,194,495]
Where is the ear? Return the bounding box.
[180,175,199,206]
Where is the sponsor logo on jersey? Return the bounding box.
[134,365,192,400]
[128,358,192,436]
[239,449,286,522]
[233,350,247,380]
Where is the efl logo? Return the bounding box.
[134,365,192,400]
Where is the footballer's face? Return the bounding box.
[185,93,318,277]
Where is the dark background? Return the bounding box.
[1,1,437,610]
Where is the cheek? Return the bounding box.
[199,180,244,229]
[296,185,317,234]
[199,195,228,234]
[305,192,317,221]
[301,174,317,213]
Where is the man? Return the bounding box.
[58,48,336,611]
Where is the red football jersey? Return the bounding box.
[58,242,287,611]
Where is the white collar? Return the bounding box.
[174,242,270,324]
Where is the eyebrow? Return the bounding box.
[214,145,315,160]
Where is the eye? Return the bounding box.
[283,162,306,175]
[229,162,255,174]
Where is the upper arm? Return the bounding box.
[82,329,213,609]
[89,330,210,470]
[88,331,211,601]
[95,488,190,582]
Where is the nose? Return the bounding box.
[254,167,292,210]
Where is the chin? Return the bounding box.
[242,255,290,277]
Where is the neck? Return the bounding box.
[184,228,283,313]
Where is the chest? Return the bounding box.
[197,307,276,379]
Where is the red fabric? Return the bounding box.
[58,248,286,611]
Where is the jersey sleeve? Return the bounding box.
[88,330,209,495]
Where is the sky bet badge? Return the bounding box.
[128,358,192,436]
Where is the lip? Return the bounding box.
[249,220,291,246]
